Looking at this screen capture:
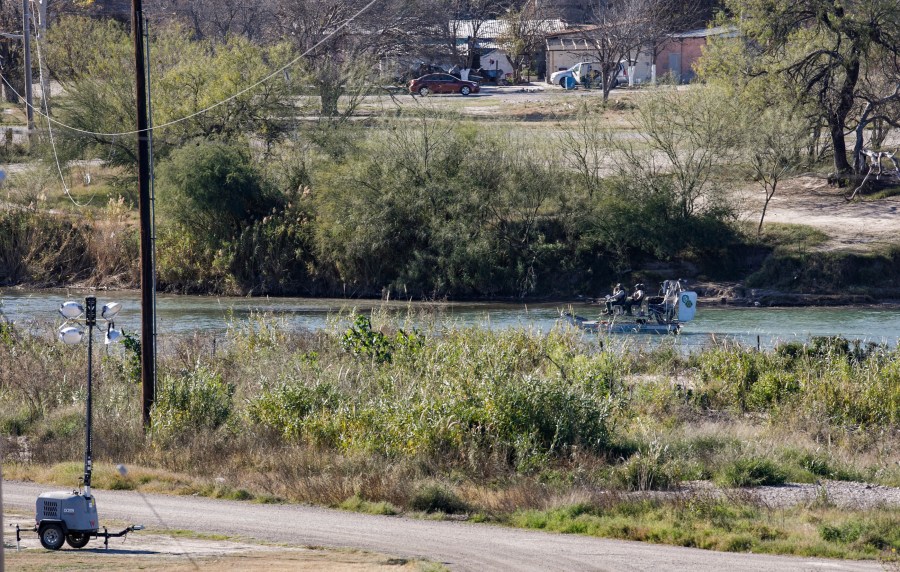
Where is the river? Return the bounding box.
[2,289,900,351]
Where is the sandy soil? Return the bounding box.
[738,175,900,251]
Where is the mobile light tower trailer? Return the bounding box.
[17,296,144,550]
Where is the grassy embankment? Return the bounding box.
[1,312,899,560]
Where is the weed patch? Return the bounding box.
[717,458,788,488]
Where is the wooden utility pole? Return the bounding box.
[131,0,155,427]
[22,0,33,130]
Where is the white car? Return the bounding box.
[549,61,624,89]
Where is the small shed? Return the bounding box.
[654,26,736,83]
[545,28,597,73]
[478,47,515,77]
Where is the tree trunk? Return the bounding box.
[830,121,851,174]
[829,59,860,175]
[852,103,873,174]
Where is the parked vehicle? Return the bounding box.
[409,74,480,96]
[549,61,621,90]
[477,68,509,85]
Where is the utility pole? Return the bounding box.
[131,0,155,427]
[22,0,33,130]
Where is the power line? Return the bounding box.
[30,0,93,208]
[4,0,379,138]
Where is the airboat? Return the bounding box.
[563,280,697,335]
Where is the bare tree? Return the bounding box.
[743,108,808,235]
[443,0,511,68]
[557,103,610,198]
[272,0,428,117]
[616,86,741,218]
[145,0,277,42]
[578,0,654,100]
[579,0,702,98]
[498,2,554,83]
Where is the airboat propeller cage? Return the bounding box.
[678,292,698,322]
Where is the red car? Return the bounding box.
[408,73,480,96]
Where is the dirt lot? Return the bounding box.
[738,176,900,251]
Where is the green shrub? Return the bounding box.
[747,371,800,409]
[410,483,468,514]
[798,451,831,477]
[247,381,342,441]
[151,365,234,439]
[340,315,394,363]
[39,409,84,441]
[157,140,276,246]
[821,523,861,543]
[340,495,399,515]
[490,374,613,469]
[0,208,91,285]
[717,457,788,488]
[0,407,36,436]
[797,451,865,482]
[614,450,682,491]
[228,189,317,295]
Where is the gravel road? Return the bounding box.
[3,481,883,572]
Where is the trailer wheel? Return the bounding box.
[40,524,65,550]
[66,533,91,549]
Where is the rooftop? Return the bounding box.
[449,19,567,39]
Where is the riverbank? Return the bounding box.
[695,282,888,307]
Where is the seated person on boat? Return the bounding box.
[624,283,644,316]
[603,283,627,314]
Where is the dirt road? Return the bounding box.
[3,481,882,572]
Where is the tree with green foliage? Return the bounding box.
[718,0,900,176]
[43,17,298,173]
[155,139,320,295]
[313,116,576,298]
[156,140,274,245]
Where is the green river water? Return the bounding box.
[2,289,899,351]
